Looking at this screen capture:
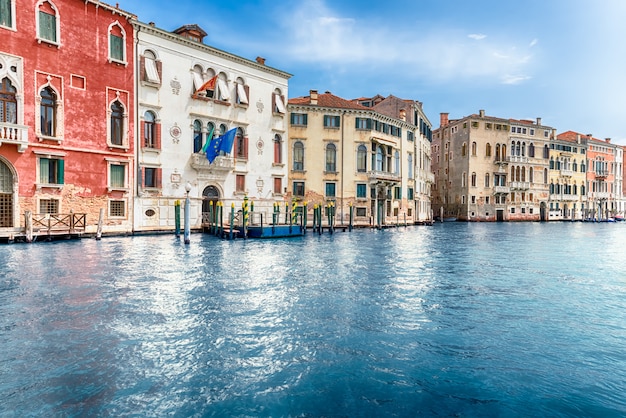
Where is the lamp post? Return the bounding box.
[184,182,191,244]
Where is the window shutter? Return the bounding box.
[290,113,295,124]
[244,136,249,159]
[140,167,145,188]
[58,159,64,184]
[140,56,146,81]
[0,0,11,27]
[156,168,162,188]
[156,60,163,83]
[155,123,161,150]
[137,166,142,188]
[40,158,49,183]
[355,118,359,129]
[303,114,308,126]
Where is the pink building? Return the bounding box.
[0,0,135,238]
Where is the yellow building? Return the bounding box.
[287,90,433,226]
[548,132,588,220]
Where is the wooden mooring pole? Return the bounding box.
[96,208,104,240]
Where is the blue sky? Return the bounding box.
[120,0,626,144]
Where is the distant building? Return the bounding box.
[584,135,621,220]
[133,21,291,232]
[0,0,135,235]
[432,110,553,221]
[549,131,588,221]
[287,90,433,226]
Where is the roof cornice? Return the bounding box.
[133,21,292,80]
[85,0,136,20]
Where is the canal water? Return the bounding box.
[1,223,626,417]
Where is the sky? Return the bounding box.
[119,0,626,144]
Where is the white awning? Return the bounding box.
[145,57,160,84]
[236,83,248,104]
[192,71,204,92]
[217,78,230,101]
[274,94,286,113]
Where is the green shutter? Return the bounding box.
[355,118,359,129]
[0,0,11,27]
[110,34,124,61]
[303,114,308,126]
[57,159,64,184]
[39,11,56,42]
[290,113,295,125]
[40,158,49,183]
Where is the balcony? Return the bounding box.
[494,186,510,194]
[367,170,400,184]
[507,155,529,164]
[551,194,579,202]
[591,192,611,200]
[190,154,234,180]
[494,157,508,166]
[423,171,435,184]
[510,181,530,190]
[0,123,29,152]
[560,169,573,177]
[595,170,609,180]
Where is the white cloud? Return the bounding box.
[529,38,538,47]
[501,74,532,85]
[468,33,487,40]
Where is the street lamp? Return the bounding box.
[184,182,192,244]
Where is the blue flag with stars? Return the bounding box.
[206,135,224,163]
[206,128,238,163]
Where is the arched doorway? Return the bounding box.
[0,159,14,227]
[540,202,548,222]
[202,185,220,219]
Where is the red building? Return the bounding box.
[0,0,135,238]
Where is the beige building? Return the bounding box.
[548,132,588,220]
[432,110,553,221]
[287,90,433,227]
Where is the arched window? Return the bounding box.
[193,120,202,153]
[142,50,160,84]
[572,160,578,172]
[549,157,555,169]
[394,150,400,175]
[273,134,282,164]
[521,167,526,182]
[357,144,367,172]
[235,127,247,159]
[40,86,56,136]
[0,78,17,124]
[376,145,385,171]
[110,100,124,146]
[544,168,548,184]
[511,166,515,179]
[461,142,467,157]
[529,167,534,183]
[543,145,549,159]
[37,1,59,44]
[143,110,155,148]
[486,143,492,157]
[550,183,555,194]
[0,159,14,227]
[108,22,126,63]
[216,72,230,102]
[293,141,304,171]
[484,173,490,187]
[528,143,535,157]
[219,123,227,135]
[408,153,413,179]
[326,143,337,172]
[521,142,526,157]
[495,144,500,161]
[462,172,467,188]
[471,141,477,156]
[471,172,476,187]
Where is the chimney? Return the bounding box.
[576,134,581,144]
[606,138,611,143]
[149,22,155,26]
[536,117,542,125]
[310,89,318,105]
[479,109,485,118]
[440,112,449,127]
[256,56,266,65]
[399,109,406,121]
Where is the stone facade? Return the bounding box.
[133,21,291,232]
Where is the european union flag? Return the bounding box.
[206,135,223,163]
[218,128,237,154]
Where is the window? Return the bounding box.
[293,181,304,196]
[408,153,413,179]
[236,174,245,192]
[485,173,490,187]
[471,172,476,187]
[325,143,336,172]
[193,120,203,153]
[0,77,17,124]
[408,187,414,200]
[356,183,367,198]
[0,0,14,29]
[109,200,125,217]
[39,198,59,214]
[108,23,126,63]
[141,50,161,84]
[39,157,64,185]
[323,115,340,128]
[471,142,477,156]
[110,100,124,146]
[40,87,56,137]
[394,187,401,199]
[357,144,367,172]
[461,143,467,156]
[375,145,384,171]
[143,110,156,148]
[235,77,248,105]
[273,134,282,164]
[234,128,247,159]
[142,166,161,188]
[325,182,336,197]
[216,73,230,101]
[273,90,286,114]
[37,1,58,44]
[273,177,282,194]
[356,117,372,129]
[293,141,304,171]
[290,113,307,126]
[543,145,549,159]
[394,151,400,175]
[486,143,492,157]
[109,163,126,189]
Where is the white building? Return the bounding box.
[133,22,291,232]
